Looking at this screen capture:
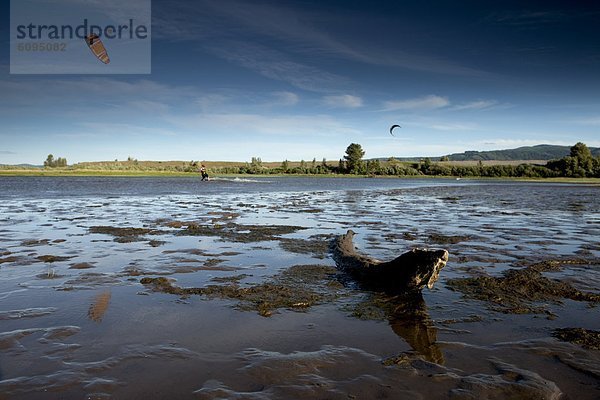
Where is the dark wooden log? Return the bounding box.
[331,230,448,292]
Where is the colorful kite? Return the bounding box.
[85,34,110,64]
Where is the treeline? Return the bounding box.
[44,142,600,178]
[545,142,600,178]
[71,159,202,172]
[209,157,343,175]
[209,142,600,178]
[44,154,67,168]
[209,156,557,177]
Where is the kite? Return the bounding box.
[85,34,110,64]
[389,124,401,136]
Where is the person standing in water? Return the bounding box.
[200,164,209,181]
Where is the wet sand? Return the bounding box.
[0,179,599,399]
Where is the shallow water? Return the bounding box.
[0,176,599,399]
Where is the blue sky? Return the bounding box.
[1,0,600,164]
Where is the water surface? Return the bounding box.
[0,176,598,399]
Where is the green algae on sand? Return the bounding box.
[140,264,342,317]
[553,328,600,350]
[446,259,600,315]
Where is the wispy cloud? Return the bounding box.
[451,100,498,111]
[382,95,449,111]
[74,123,177,137]
[0,78,195,107]
[51,132,102,139]
[428,123,477,131]
[195,94,230,112]
[0,150,17,155]
[322,94,363,108]
[488,10,568,27]
[572,117,600,126]
[271,91,299,106]
[166,112,360,138]
[154,0,491,78]
[126,100,170,114]
[194,90,298,111]
[474,138,574,149]
[206,41,350,92]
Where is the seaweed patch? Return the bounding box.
[178,222,307,243]
[553,328,600,350]
[140,264,342,317]
[89,226,163,243]
[446,261,600,315]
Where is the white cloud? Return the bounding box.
[166,112,360,138]
[0,78,195,107]
[322,94,363,108]
[451,100,498,111]
[489,11,568,27]
[206,41,350,92]
[195,94,230,112]
[272,91,299,106]
[428,123,477,131]
[126,100,170,114]
[382,95,450,111]
[474,138,572,149]
[73,122,177,137]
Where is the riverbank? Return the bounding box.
[1,168,600,185]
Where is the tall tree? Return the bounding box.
[44,154,55,167]
[570,142,592,160]
[44,154,67,168]
[344,143,365,174]
[570,142,593,175]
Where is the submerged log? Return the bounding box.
[331,230,448,292]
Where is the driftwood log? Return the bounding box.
[331,230,448,292]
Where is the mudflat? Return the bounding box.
[0,176,598,399]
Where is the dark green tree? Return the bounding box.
[44,154,67,168]
[420,158,432,174]
[344,143,365,174]
[300,159,307,172]
[44,154,55,167]
[547,142,595,177]
[570,142,592,160]
[250,157,263,173]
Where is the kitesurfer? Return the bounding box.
[200,164,209,181]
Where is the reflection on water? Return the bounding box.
[351,291,443,363]
[87,290,111,323]
[0,177,599,399]
[387,293,444,364]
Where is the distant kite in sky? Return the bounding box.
[85,34,110,64]
[389,124,401,136]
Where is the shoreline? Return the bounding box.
[1,169,599,184]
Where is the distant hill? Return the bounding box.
[391,144,600,162]
[0,163,42,169]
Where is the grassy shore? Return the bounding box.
[0,169,198,177]
[1,167,599,184]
